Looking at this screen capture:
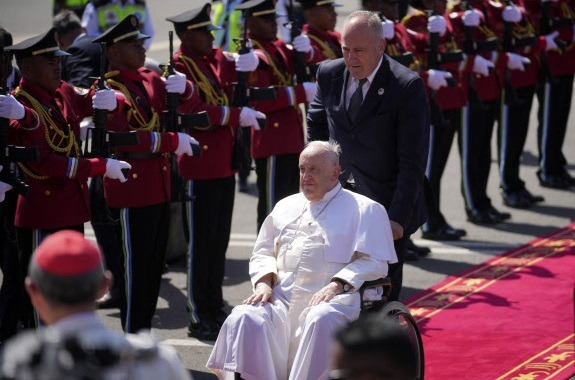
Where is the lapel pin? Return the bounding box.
[378,88,385,95]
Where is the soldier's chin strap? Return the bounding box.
[4,329,159,380]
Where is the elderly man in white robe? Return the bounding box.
[207,140,398,380]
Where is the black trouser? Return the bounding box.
[255,154,300,230]
[536,74,574,176]
[113,202,170,333]
[424,108,462,230]
[89,176,121,295]
[184,176,235,325]
[238,128,252,182]
[388,236,409,302]
[0,190,22,342]
[498,86,536,192]
[461,98,500,213]
[16,224,84,329]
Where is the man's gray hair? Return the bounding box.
[344,11,383,41]
[28,260,104,307]
[304,140,341,164]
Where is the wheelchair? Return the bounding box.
[359,277,425,380]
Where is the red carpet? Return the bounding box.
[406,223,575,379]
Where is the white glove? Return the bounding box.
[165,70,188,94]
[174,132,200,156]
[502,5,522,23]
[292,34,312,53]
[506,52,530,71]
[79,118,94,142]
[545,31,559,51]
[0,181,12,203]
[0,94,25,120]
[105,159,131,183]
[382,19,395,40]
[427,15,447,37]
[239,107,265,130]
[92,89,117,111]
[235,50,259,72]
[472,55,495,76]
[427,69,453,90]
[462,9,481,27]
[302,82,318,103]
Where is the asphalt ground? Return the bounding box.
[1,1,574,378]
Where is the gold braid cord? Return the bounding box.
[105,71,160,132]
[14,88,81,180]
[178,55,229,107]
[251,40,293,87]
[307,34,337,60]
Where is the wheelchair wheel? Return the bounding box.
[380,301,425,380]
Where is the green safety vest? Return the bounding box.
[53,0,89,8]
[211,1,243,52]
[96,2,147,33]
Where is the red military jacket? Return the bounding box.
[304,24,343,61]
[103,67,195,208]
[248,35,322,159]
[523,0,575,76]
[10,78,107,229]
[449,1,506,102]
[386,23,426,72]
[402,10,471,110]
[174,46,242,181]
[482,0,542,88]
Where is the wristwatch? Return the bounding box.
[332,278,352,293]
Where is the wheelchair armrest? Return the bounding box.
[359,277,392,313]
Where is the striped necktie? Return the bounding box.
[347,78,367,122]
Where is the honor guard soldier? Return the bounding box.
[402,0,477,237]
[299,0,343,62]
[236,0,321,229]
[0,28,130,328]
[166,3,265,339]
[484,0,545,207]
[92,14,200,333]
[523,0,575,189]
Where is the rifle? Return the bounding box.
[540,0,571,49]
[84,42,139,180]
[286,0,310,84]
[164,31,211,202]
[427,0,461,87]
[0,47,39,196]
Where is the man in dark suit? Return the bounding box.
[307,10,430,301]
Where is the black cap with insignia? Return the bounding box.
[92,14,150,45]
[166,3,221,33]
[235,0,278,19]
[297,0,342,10]
[5,28,70,61]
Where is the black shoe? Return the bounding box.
[517,188,544,204]
[502,189,532,209]
[538,171,570,190]
[559,171,575,186]
[188,321,219,340]
[421,223,465,241]
[404,248,420,261]
[487,206,511,221]
[406,239,430,256]
[467,209,499,225]
[238,177,249,193]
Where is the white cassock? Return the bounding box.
[207,183,398,380]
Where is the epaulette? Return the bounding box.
[401,9,427,25]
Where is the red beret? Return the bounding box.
[34,230,102,276]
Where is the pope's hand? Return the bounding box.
[243,281,274,306]
[309,282,341,306]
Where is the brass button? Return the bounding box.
[273,122,279,128]
[203,145,209,151]
[45,190,50,196]
[132,173,138,179]
[163,166,167,171]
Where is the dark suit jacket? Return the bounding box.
[307,55,430,235]
[61,35,101,88]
